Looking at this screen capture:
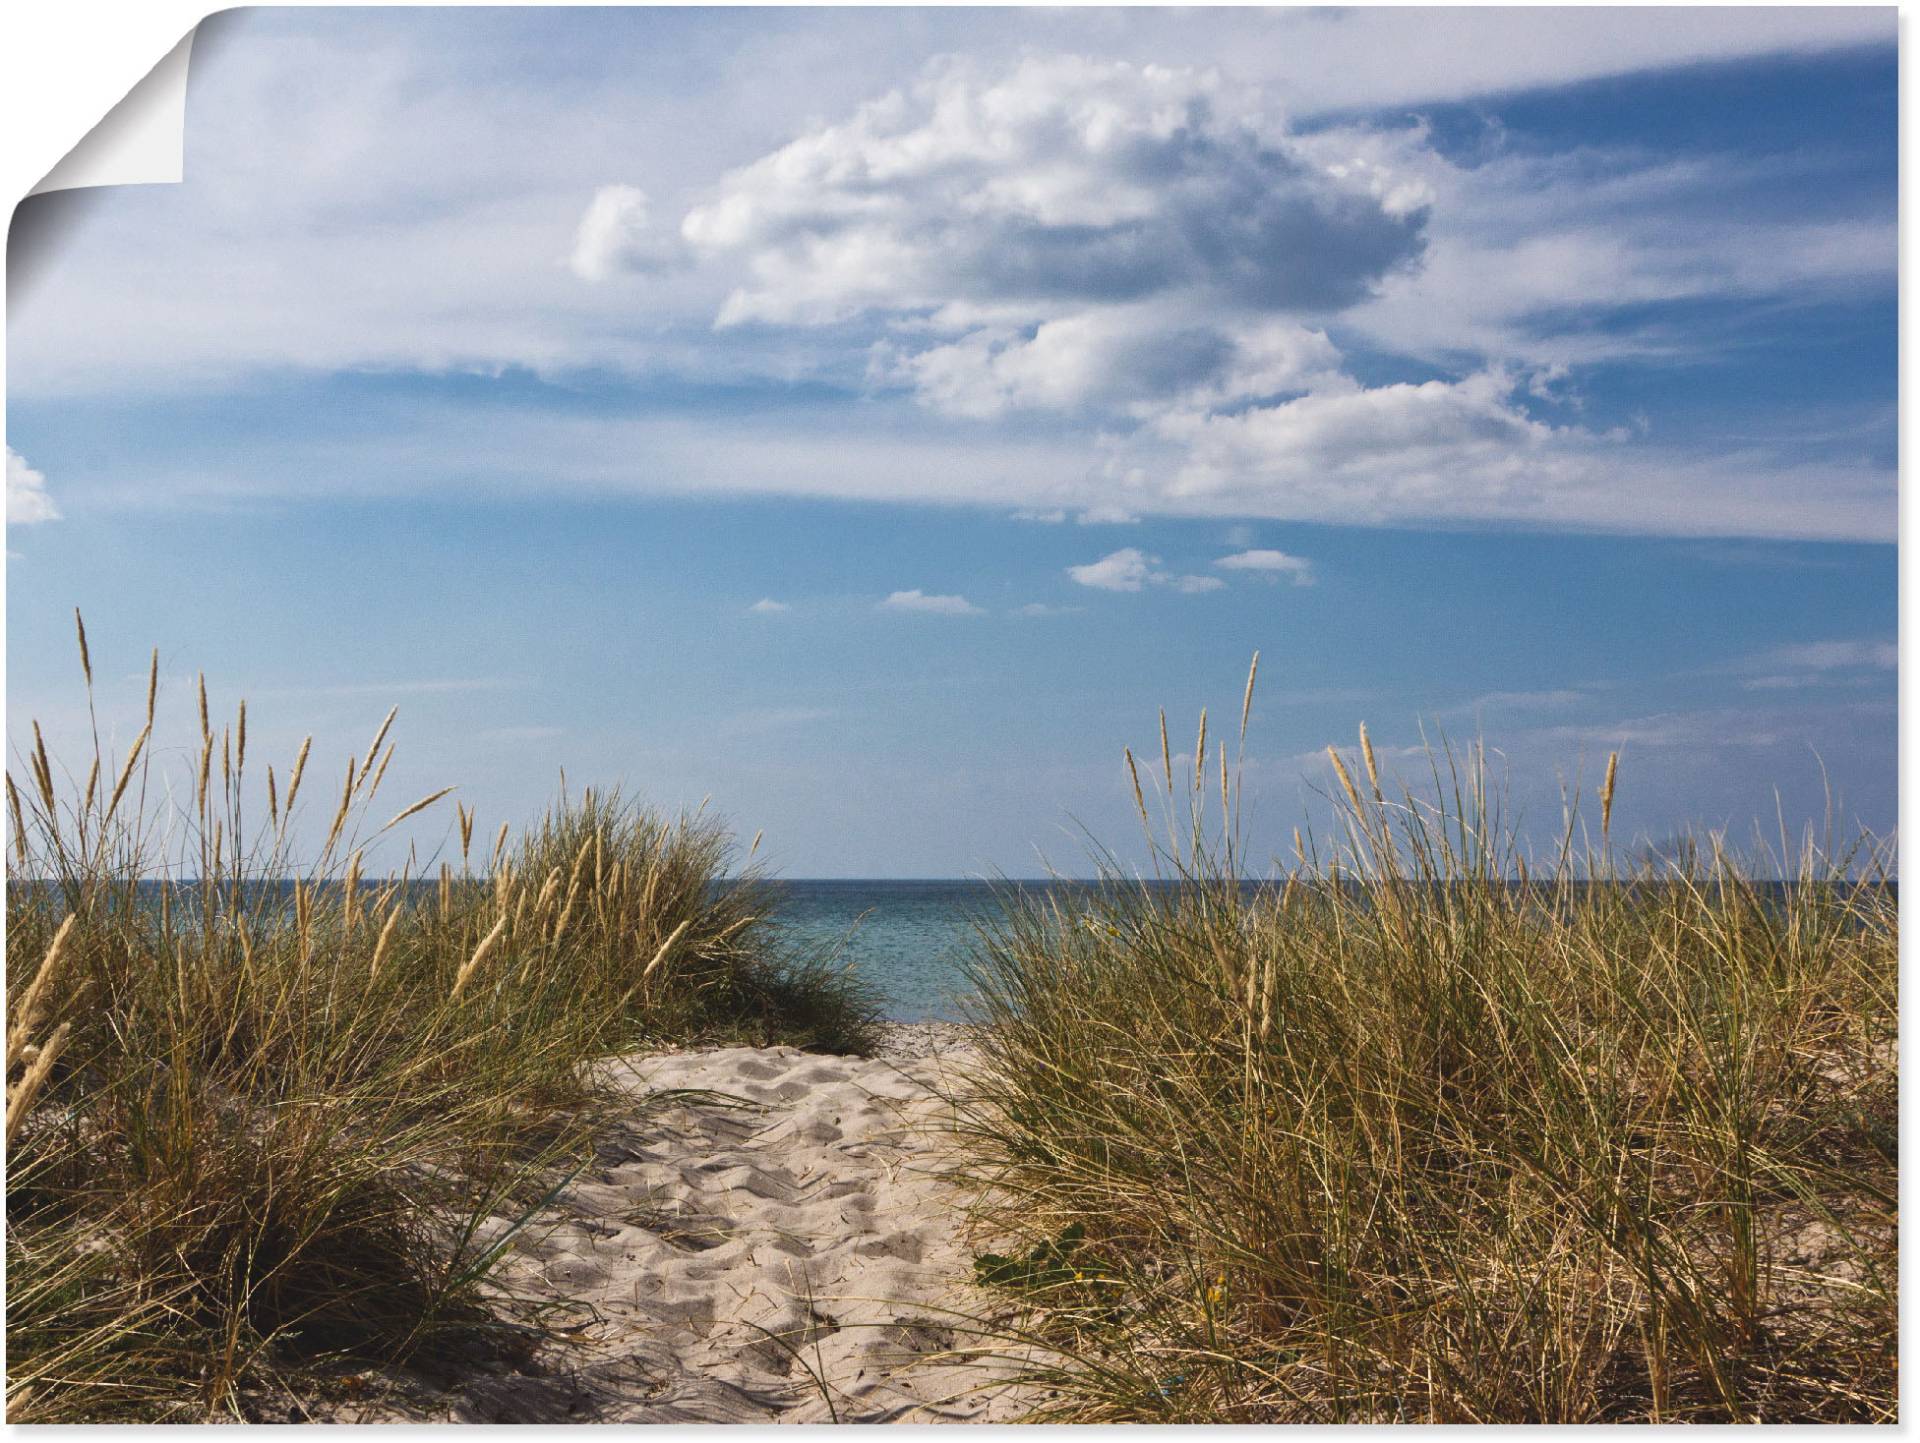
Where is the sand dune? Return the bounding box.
[330,1028,1034,1423]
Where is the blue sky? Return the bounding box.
[5,7,1896,876]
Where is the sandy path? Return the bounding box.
[341,1032,1032,1423]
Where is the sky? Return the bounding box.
[4,6,1897,878]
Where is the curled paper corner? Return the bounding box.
[10,24,198,318]
[29,26,198,196]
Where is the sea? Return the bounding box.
[771,879,1027,1022]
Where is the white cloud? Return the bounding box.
[682,56,1415,442]
[748,597,791,614]
[1763,640,1897,673]
[717,705,836,736]
[683,56,1426,331]
[1738,639,1896,689]
[879,589,983,615]
[1067,547,1155,592]
[1463,689,1589,711]
[658,57,1893,540]
[1162,369,1581,513]
[6,448,60,525]
[569,183,682,281]
[1013,602,1086,617]
[4,14,1895,544]
[885,308,1344,421]
[9,9,1889,399]
[1215,548,1313,585]
[253,676,524,700]
[1335,133,1897,371]
[69,396,1891,543]
[1066,547,1219,594]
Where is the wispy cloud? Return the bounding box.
[475,724,564,743]
[717,706,837,736]
[253,677,526,700]
[1460,688,1589,712]
[747,598,791,615]
[1013,602,1086,618]
[1734,638,1896,691]
[1760,640,1896,672]
[879,589,984,616]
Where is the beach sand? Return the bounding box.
[320,1024,1034,1423]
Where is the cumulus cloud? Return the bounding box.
[6,448,60,525]
[1067,547,1155,591]
[643,52,1890,539]
[683,55,1426,330]
[570,184,683,280]
[1146,369,1648,527]
[1067,547,1220,594]
[879,588,983,615]
[884,309,1347,421]
[649,55,1894,542]
[7,17,1893,543]
[681,55,1421,427]
[1215,548,1314,584]
[747,597,791,614]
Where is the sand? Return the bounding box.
[324,1025,1036,1424]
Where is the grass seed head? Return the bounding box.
[73,610,92,688]
[1240,650,1259,743]
[1359,722,1381,800]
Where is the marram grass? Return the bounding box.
[4,617,880,1421]
[958,656,1896,1422]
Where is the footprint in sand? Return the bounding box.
[319,1035,1040,1423]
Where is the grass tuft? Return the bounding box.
[958,666,1896,1423]
[5,620,879,1420]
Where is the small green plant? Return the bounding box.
[974,1221,1115,1292]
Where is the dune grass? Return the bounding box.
[4,617,880,1421]
[959,659,1896,1422]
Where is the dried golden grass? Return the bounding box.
[957,661,1896,1423]
[5,617,879,1421]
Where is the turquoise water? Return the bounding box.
[772,880,1015,1022]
